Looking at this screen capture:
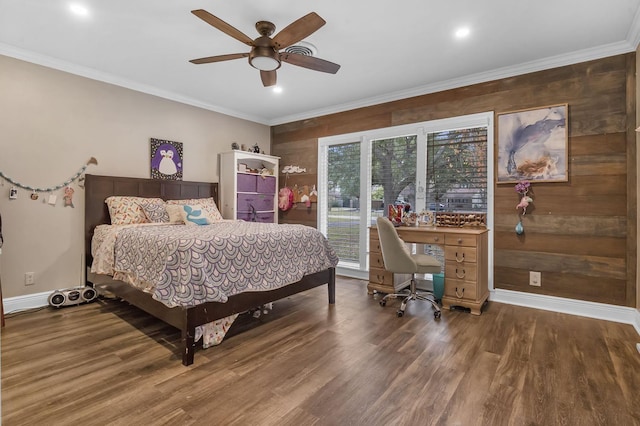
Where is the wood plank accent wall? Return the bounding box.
[271,53,637,307]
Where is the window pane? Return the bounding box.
[371,135,417,225]
[425,128,487,213]
[327,142,360,263]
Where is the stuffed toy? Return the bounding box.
[278,187,294,211]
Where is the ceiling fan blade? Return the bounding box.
[191,9,254,47]
[190,53,249,64]
[271,12,326,50]
[280,52,340,74]
[261,70,277,87]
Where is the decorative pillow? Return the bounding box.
[165,205,185,224]
[178,204,212,226]
[137,199,169,223]
[167,197,224,222]
[106,196,163,225]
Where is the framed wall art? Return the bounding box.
[496,104,568,184]
[150,138,183,180]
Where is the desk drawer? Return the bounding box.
[445,246,477,263]
[445,263,478,282]
[370,234,382,253]
[397,230,444,245]
[369,267,394,286]
[444,279,478,301]
[445,234,477,247]
[370,252,385,269]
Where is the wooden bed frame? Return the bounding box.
[84,174,335,366]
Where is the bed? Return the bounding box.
[84,173,337,366]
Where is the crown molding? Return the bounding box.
[1,34,637,128]
[0,43,270,125]
[269,40,637,125]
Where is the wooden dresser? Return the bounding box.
[369,225,489,315]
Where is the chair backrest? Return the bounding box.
[376,216,417,273]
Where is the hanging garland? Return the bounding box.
[0,157,98,193]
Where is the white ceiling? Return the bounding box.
[1,1,640,125]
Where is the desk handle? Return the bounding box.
[455,287,465,298]
[433,236,440,242]
[455,268,465,279]
[457,238,463,244]
[455,252,465,263]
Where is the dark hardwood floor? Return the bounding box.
[2,277,639,425]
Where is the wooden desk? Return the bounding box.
[369,225,489,315]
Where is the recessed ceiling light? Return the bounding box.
[455,27,470,39]
[272,86,283,94]
[69,3,89,17]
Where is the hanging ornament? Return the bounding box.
[515,220,524,235]
[30,192,39,200]
[63,186,75,208]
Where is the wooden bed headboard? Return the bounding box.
[84,174,219,265]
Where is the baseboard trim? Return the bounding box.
[3,291,51,314]
[3,287,640,338]
[491,289,640,336]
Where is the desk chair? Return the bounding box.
[376,216,442,319]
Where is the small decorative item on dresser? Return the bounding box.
[253,143,260,153]
[231,142,239,150]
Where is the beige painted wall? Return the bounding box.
[0,55,269,299]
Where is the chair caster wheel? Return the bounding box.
[397,310,404,317]
[434,311,442,320]
[379,300,386,307]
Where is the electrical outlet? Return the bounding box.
[25,272,35,286]
[529,271,541,287]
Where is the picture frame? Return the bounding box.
[496,104,568,184]
[150,138,183,181]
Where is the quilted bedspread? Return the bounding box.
[92,221,338,308]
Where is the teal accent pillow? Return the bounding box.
[179,204,211,226]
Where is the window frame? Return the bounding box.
[318,112,494,289]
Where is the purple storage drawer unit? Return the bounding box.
[256,175,276,194]
[237,194,274,212]
[237,173,257,192]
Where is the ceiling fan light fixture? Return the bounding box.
[249,46,281,71]
[250,56,280,71]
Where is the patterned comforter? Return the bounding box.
[91,221,338,308]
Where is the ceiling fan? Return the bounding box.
[189,9,340,87]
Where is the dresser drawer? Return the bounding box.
[256,175,276,194]
[370,252,385,269]
[238,211,274,223]
[445,245,477,263]
[237,194,274,212]
[445,263,478,282]
[237,173,257,192]
[445,234,477,247]
[444,279,478,301]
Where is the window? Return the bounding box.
[318,113,493,279]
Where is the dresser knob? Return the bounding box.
[434,237,439,242]
[457,238,463,244]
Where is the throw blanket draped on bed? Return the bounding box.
[92,221,338,308]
